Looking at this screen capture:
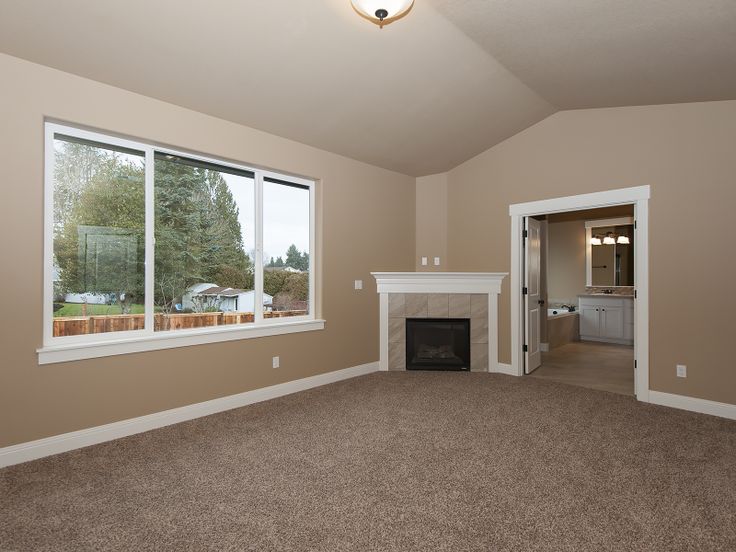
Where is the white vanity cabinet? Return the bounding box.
[578,295,634,345]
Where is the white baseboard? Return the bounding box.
[0,361,379,469]
[492,362,518,376]
[648,391,736,421]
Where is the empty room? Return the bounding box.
[1,1,735,551]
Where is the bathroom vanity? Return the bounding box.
[578,294,634,345]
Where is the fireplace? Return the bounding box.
[406,318,470,371]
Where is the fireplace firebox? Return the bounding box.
[406,318,470,371]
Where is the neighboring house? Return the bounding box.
[181,283,273,313]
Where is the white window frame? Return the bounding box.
[39,122,322,364]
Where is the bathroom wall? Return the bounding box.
[547,220,586,305]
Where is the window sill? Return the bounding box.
[37,318,326,365]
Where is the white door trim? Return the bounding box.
[509,186,651,402]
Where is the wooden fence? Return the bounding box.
[53,310,308,337]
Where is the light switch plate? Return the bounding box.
[354,279,363,290]
[676,364,687,378]
[272,356,280,369]
[421,257,428,266]
[433,257,441,266]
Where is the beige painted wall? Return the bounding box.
[0,54,416,448]
[415,173,448,271]
[447,100,736,404]
[547,220,587,305]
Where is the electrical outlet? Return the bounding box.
[354,279,363,290]
[421,256,428,266]
[433,257,441,266]
[676,364,687,378]
[272,356,280,369]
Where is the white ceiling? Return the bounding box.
[429,0,736,109]
[0,0,734,176]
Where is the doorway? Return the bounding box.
[509,186,650,401]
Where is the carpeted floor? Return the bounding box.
[1,372,735,552]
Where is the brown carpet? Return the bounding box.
[1,372,735,551]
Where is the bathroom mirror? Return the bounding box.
[585,217,634,287]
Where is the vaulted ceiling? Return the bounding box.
[1,0,734,176]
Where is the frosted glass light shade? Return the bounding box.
[603,235,616,245]
[590,237,602,246]
[351,0,414,26]
[617,235,630,244]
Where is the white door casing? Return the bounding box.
[524,217,542,373]
[509,185,650,402]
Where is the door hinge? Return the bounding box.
[634,359,638,369]
[523,344,528,353]
[523,229,528,238]
[522,287,528,295]
[634,289,638,299]
[634,220,637,229]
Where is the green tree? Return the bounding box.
[154,158,253,313]
[54,141,146,312]
[285,244,300,269]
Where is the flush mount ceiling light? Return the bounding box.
[351,0,414,28]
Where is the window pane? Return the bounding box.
[263,179,311,318]
[154,154,255,331]
[52,135,146,336]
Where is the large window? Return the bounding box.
[42,123,318,362]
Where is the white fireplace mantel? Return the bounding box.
[371,272,507,373]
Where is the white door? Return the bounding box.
[524,217,542,373]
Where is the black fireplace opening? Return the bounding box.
[406,318,470,371]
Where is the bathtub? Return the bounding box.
[547,308,575,318]
[546,309,579,349]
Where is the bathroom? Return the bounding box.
[529,205,636,395]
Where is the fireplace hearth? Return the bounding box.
[406,318,470,371]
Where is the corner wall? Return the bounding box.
[446,100,736,405]
[0,54,416,448]
[415,173,448,270]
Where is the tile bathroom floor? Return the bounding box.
[530,341,635,396]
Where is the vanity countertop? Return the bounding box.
[578,293,634,298]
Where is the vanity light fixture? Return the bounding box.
[617,235,630,244]
[603,234,616,245]
[351,0,414,27]
[590,236,602,246]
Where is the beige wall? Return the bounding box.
[415,173,448,271]
[0,54,416,448]
[446,100,736,404]
[547,220,587,305]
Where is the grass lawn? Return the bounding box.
[54,303,146,317]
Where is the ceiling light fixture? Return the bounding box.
[351,0,414,28]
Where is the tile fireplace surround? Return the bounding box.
[372,273,507,372]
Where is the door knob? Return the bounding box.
[538,300,545,305]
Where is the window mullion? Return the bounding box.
[254,172,264,325]
[144,148,155,334]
